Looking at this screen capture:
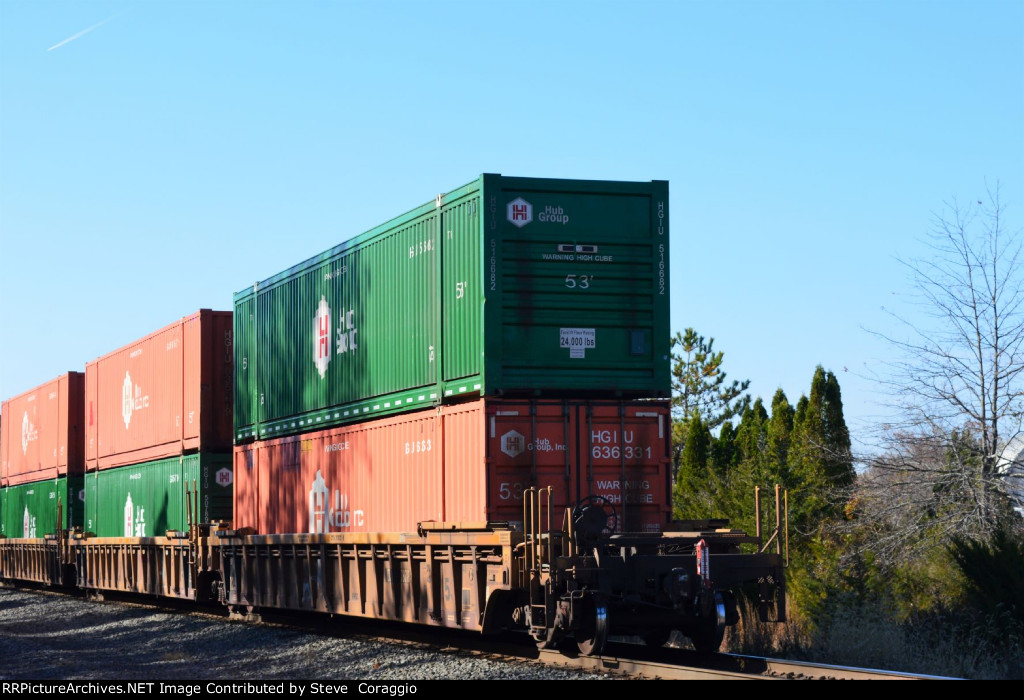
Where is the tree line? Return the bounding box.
[671,186,1023,675]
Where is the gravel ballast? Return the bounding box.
[0,588,611,681]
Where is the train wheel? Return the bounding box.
[575,599,609,656]
[535,627,562,650]
[689,592,726,653]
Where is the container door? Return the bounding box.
[86,363,99,467]
[491,176,671,397]
[233,292,257,440]
[484,401,573,528]
[575,402,670,533]
[232,444,259,531]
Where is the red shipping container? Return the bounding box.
[86,310,233,470]
[233,399,669,535]
[234,409,444,535]
[1,373,84,486]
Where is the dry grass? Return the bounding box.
[722,597,811,658]
[722,596,1024,679]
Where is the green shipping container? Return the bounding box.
[1,476,84,538]
[235,174,670,440]
[83,453,233,537]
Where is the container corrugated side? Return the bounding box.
[0,476,84,537]
[233,198,442,442]
[83,453,232,537]
[235,174,669,442]
[86,309,233,470]
[234,398,669,535]
[234,408,444,534]
[0,373,84,486]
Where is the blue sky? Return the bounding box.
[1,0,1022,454]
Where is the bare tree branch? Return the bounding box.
[854,184,1024,565]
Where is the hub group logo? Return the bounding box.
[507,197,532,228]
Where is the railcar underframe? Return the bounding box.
[0,495,787,656]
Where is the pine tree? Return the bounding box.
[793,394,808,435]
[669,328,750,475]
[673,412,715,519]
[823,370,854,488]
[735,399,769,483]
[670,329,750,431]
[790,366,853,528]
[710,420,739,475]
[780,368,856,620]
[681,412,711,478]
[711,400,767,529]
[766,388,795,485]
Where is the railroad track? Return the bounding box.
[2,584,954,681]
[539,644,958,680]
[227,607,962,680]
[172,604,960,680]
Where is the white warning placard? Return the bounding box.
[560,328,595,358]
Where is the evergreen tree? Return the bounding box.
[823,370,854,488]
[715,400,769,529]
[669,328,750,473]
[793,394,809,435]
[766,388,795,485]
[790,366,853,529]
[949,524,1024,633]
[735,399,769,482]
[681,412,711,478]
[776,368,855,621]
[670,329,751,431]
[710,420,739,475]
[673,412,715,519]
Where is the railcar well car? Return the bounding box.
[0,174,786,657]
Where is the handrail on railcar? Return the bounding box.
[755,485,788,566]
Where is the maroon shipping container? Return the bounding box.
[1,373,84,486]
[86,310,233,470]
[233,399,670,535]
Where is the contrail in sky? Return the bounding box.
[47,14,118,51]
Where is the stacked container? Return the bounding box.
[234,174,671,441]
[0,373,85,537]
[234,399,670,534]
[234,174,673,535]
[83,310,234,537]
